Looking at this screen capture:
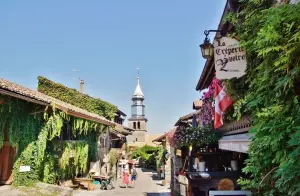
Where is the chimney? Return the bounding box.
[80,80,84,93]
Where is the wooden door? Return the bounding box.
[0,127,16,184]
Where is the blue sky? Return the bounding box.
[0,1,226,134]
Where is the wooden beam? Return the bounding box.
[0,89,49,106]
[62,108,114,126]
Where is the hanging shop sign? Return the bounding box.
[176,149,182,156]
[213,37,247,80]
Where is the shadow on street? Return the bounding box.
[140,168,161,182]
[144,192,170,196]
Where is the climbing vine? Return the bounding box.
[37,76,118,120]
[57,141,89,178]
[0,94,108,186]
[0,95,42,149]
[225,1,300,195]
[12,108,65,186]
[42,153,58,184]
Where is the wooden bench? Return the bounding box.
[73,178,95,191]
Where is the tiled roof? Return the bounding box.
[114,124,134,135]
[110,129,125,138]
[152,132,168,142]
[174,111,200,126]
[152,127,177,143]
[0,78,115,126]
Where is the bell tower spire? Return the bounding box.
[133,68,144,99]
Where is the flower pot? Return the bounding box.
[199,162,206,172]
[231,160,238,171]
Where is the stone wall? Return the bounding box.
[170,147,182,195]
[165,139,172,188]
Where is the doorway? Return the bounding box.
[0,127,16,184]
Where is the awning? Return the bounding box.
[218,133,252,153]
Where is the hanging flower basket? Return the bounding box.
[173,125,222,147]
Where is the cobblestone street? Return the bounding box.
[73,168,170,196]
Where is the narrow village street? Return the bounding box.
[1,1,300,196]
[73,168,170,196]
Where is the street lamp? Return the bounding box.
[199,30,226,59]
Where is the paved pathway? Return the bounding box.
[74,168,170,196]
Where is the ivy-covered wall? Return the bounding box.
[224,1,300,195]
[0,94,107,186]
[37,76,118,120]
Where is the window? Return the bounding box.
[137,122,141,129]
[133,122,136,129]
[136,138,138,142]
[61,122,74,140]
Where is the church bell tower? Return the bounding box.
[128,68,147,144]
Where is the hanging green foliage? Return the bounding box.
[225,1,300,195]
[72,117,105,136]
[0,95,42,148]
[58,141,89,178]
[13,142,40,186]
[12,108,64,186]
[42,153,58,184]
[0,80,111,187]
[0,94,107,186]
[37,76,118,120]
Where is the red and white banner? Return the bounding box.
[214,84,233,129]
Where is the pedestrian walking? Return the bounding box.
[122,168,129,188]
[131,165,138,188]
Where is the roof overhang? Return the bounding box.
[110,130,125,138]
[114,124,133,135]
[116,109,127,117]
[174,111,200,126]
[152,133,168,142]
[0,88,49,107]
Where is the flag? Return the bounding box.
[192,114,197,128]
[214,84,233,129]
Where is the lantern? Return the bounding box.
[200,37,213,59]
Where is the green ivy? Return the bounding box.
[0,95,42,148]
[13,142,40,186]
[0,94,106,186]
[225,1,300,195]
[42,153,58,184]
[12,109,64,186]
[37,76,118,120]
[58,141,89,178]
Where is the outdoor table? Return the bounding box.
[91,175,110,185]
[73,177,95,191]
